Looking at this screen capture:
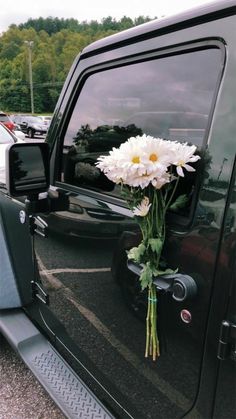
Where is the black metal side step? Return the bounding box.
[0,309,114,419]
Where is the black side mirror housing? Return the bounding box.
[6,142,50,197]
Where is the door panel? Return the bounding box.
[212,170,236,419]
[34,192,222,419]
[0,192,33,308]
[33,44,229,418]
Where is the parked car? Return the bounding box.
[0,122,24,184]
[11,123,26,141]
[0,2,235,419]
[0,111,15,132]
[38,115,52,127]
[12,115,47,138]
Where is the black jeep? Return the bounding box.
[0,1,235,418]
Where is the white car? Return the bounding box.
[39,115,52,127]
[0,122,24,184]
[13,125,26,141]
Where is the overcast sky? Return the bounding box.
[0,0,216,33]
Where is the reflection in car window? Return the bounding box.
[61,48,221,195]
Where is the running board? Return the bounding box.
[0,309,114,419]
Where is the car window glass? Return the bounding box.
[0,115,9,122]
[61,48,221,199]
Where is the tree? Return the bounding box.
[0,15,155,113]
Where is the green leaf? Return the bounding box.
[127,243,146,263]
[140,262,153,290]
[169,194,188,211]
[148,238,163,255]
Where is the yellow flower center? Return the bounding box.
[178,160,185,166]
[149,153,158,162]
[132,156,140,164]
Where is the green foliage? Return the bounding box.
[139,262,153,290]
[0,16,154,113]
[127,243,146,263]
[169,194,188,211]
[148,238,163,255]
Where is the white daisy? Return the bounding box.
[96,148,125,183]
[126,170,157,189]
[151,172,171,189]
[141,135,175,175]
[133,197,151,217]
[118,136,146,176]
[171,142,201,177]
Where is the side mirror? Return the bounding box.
[6,142,50,197]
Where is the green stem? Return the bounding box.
[151,286,155,360]
[164,176,180,212]
[140,189,165,360]
[145,287,151,358]
[152,285,159,360]
[153,286,160,359]
[145,284,160,361]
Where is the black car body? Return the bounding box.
[12,115,47,138]
[0,1,235,418]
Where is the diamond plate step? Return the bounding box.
[0,309,114,419]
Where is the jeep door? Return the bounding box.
[32,28,236,418]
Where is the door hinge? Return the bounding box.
[31,281,49,305]
[217,320,236,361]
[29,215,48,237]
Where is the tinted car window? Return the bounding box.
[61,48,221,196]
[0,114,9,123]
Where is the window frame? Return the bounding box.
[54,39,226,226]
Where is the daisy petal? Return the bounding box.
[176,165,184,177]
[183,164,196,172]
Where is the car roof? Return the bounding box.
[16,114,40,119]
[82,0,236,57]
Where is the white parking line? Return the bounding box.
[40,267,111,275]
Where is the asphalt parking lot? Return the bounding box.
[0,335,65,419]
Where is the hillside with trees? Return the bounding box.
[0,16,154,113]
